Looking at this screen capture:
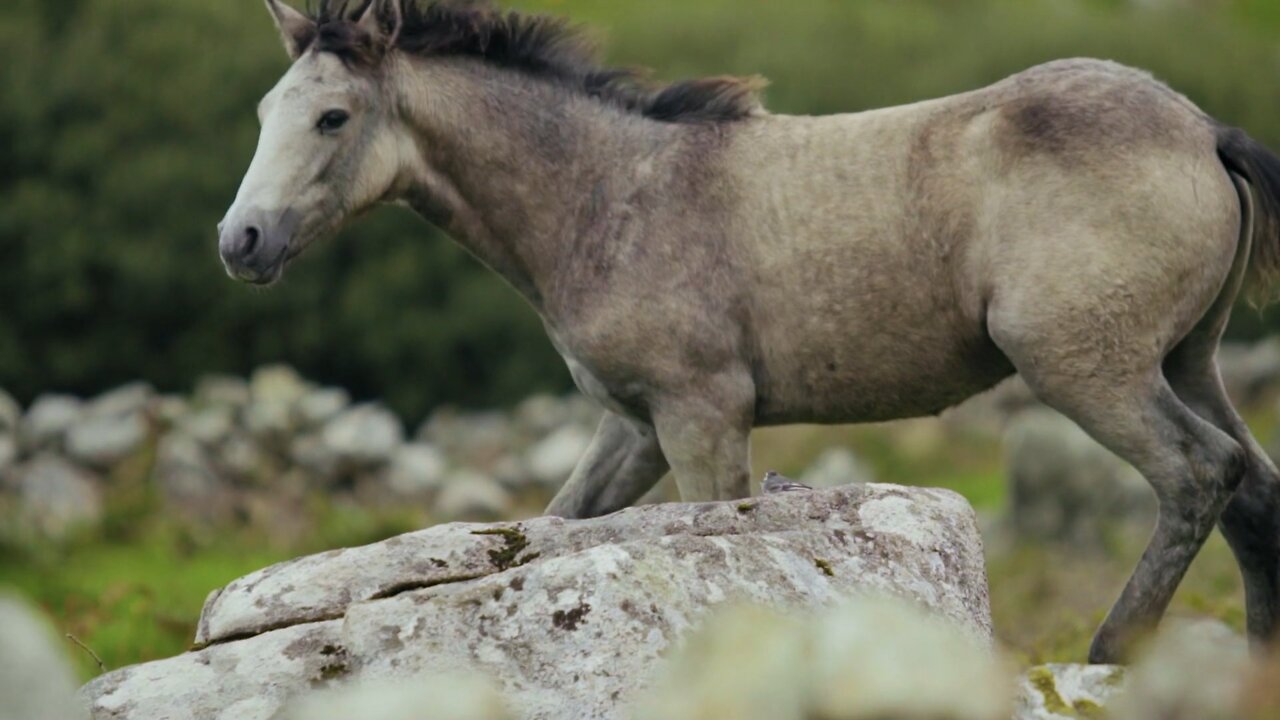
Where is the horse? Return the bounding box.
[221,0,1280,663]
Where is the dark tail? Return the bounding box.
[1217,125,1280,301]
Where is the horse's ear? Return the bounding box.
[264,0,315,61]
[356,0,404,51]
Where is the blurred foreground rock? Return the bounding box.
[81,484,991,720]
[635,599,1010,720]
[0,594,88,720]
[1014,664,1125,720]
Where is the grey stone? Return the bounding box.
[419,410,512,467]
[384,443,448,497]
[178,406,236,447]
[1004,407,1154,547]
[218,432,268,481]
[194,375,251,409]
[65,412,149,469]
[323,404,404,466]
[250,365,310,407]
[14,454,103,539]
[524,425,591,488]
[289,433,341,484]
[0,433,17,476]
[1014,664,1126,720]
[84,382,154,420]
[0,388,21,434]
[435,470,513,521]
[20,395,83,452]
[151,395,191,427]
[798,447,875,489]
[154,434,234,524]
[0,594,89,720]
[85,485,990,720]
[512,394,569,437]
[295,388,351,429]
[244,399,295,443]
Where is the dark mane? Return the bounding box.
[304,0,766,123]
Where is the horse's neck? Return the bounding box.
[395,58,678,311]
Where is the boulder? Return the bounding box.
[81,484,991,720]
[1108,618,1253,720]
[13,454,103,539]
[0,594,89,720]
[1014,664,1126,720]
[323,404,404,467]
[20,395,84,452]
[799,447,875,489]
[177,406,236,447]
[0,433,17,476]
[1003,408,1154,547]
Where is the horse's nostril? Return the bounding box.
[243,226,261,257]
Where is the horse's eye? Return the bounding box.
[317,110,350,133]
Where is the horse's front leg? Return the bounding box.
[650,373,755,502]
[544,411,670,519]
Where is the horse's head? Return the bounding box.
[219,0,411,285]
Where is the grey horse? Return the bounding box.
[220,0,1280,662]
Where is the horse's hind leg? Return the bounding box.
[1166,346,1280,646]
[990,315,1246,663]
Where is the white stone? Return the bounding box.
[295,388,351,428]
[799,447,875,489]
[0,388,21,434]
[84,382,154,420]
[65,412,149,468]
[435,470,513,520]
[1014,664,1126,720]
[14,454,102,539]
[384,443,449,497]
[153,434,233,524]
[525,425,591,488]
[178,406,236,447]
[0,594,89,720]
[84,485,991,720]
[250,365,310,407]
[323,404,404,466]
[20,395,83,452]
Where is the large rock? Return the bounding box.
[0,594,89,720]
[1003,408,1154,547]
[524,425,591,489]
[81,484,991,720]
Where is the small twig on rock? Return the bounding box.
[66,633,107,674]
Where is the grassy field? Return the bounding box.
[0,411,1254,681]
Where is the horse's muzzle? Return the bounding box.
[218,208,298,285]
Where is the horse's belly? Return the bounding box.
[751,320,1014,426]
